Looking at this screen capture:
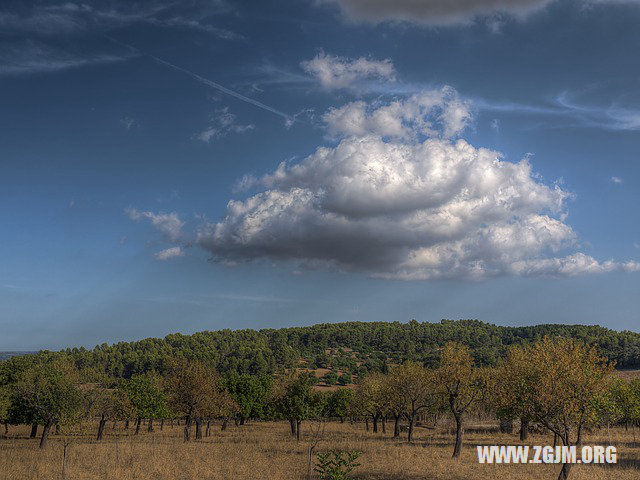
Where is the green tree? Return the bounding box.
[224,373,273,424]
[337,373,352,386]
[323,371,338,386]
[122,374,168,435]
[0,385,11,434]
[274,373,322,441]
[492,346,540,441]
[13,360,83,448]
[326,389,354,422]
[617,379,640,428]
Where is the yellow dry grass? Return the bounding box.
[1,421,638,479]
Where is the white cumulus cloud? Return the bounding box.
[196,88,636,280]
[301,51,396,90]
[154,246,185,261]
[323,88,472,139]
[126,208,184,241]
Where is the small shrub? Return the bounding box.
[314,449,362,480]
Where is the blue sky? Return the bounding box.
[1,0,640,350]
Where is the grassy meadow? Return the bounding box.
[1,419,639,480]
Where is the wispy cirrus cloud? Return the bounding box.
[0,1,239,39]
[318,0,640,27]
[193,107,255,143]
[554,92,640,130]
[471,91,640,132]
[0,40,131,76]
[317,0,555,26]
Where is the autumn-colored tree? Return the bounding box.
[435,342,485,458]
[382,372,406,438]
[163,358,223,441]
[87,387,135,441]
[507,337,614,480]
[388,362,438,442]
[355,372,389,433]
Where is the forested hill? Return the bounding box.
[40,320,640,380]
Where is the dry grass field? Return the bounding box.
[1,420,639,480]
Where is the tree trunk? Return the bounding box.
[239,416,245,426]
[408,414,415,443]
[4,422,7,435]
[97,414,107,441]
[62,442,68,480]
[296,420,302,442]
[206,420,211,437]
[340,417,344,423]
[184,414,192,442]
[124,419,129,430]
[195,417,202,440]
[499,417,513,434]
[382,416,386,434]
[453,414,464,458]
[39,421,52,449]
[160,419,164,431]
[557,462,572,480]
[147,418,154,433]
[135,417,141,435]
[394,414,400,438]
[222,418,228,431]
[30,423,38,438]
[365,417,369,432]
[373,415,379,433]
[289,418,296,436]
[520,418,529,441]
[55,424,60,435]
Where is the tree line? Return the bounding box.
[2,336,640,480]
[15,319,640,382]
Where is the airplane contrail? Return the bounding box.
[105,36,295,124]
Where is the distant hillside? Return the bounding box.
[0,351,36,361]
[7,319,630,380]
